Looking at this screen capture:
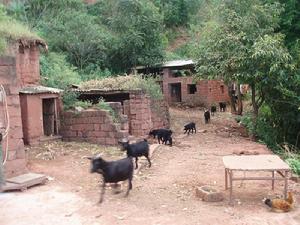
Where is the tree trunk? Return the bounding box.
[236,83,243,115]
[251,83,258,118]
[228,82,237,114]
[250,83,259,141]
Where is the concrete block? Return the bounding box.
[195,186,224,202]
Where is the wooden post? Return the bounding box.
[225,169,228,190]
[284,170,288,199]
[272,171,275,190]
[229,170,233,205]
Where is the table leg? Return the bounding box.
[229,170,233,205]
[225,169,228,190]
[284,170,288,199]
[272,171,275,190]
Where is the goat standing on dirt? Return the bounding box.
[88,155,134,203]
[119,139,151,169]
[149,128,173,146]
[210,106,217,116]
[184,122,196,135]
[204,110,210,124]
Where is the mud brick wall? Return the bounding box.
[162,68,230,107]
[125,92,153,136]
[150,99,170,129]
[123,92,170,135]
[6,44,40,87]
[60,108,128,146]
[0,56,26,178]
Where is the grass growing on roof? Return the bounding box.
[0,5,41,54]
[79,75,163,100]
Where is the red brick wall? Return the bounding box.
[60,108,128,146]
[162,68,230,107]
[150,99,170,129]
[16,45,41,87]
[124,92,170,136]
[0,56,27,178]
[126,92,152,136]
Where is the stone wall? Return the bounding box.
[60,107,128,145]
[0,56,26,178]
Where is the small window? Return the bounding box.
[220,85,224,93]
[187,84,197,94]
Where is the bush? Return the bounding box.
[95,99,119,123]
[62,91,79,110]
[73,100,93,109]
[285,158,300,176]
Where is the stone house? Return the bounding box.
[0,39,62,177]
[136,60,230,107]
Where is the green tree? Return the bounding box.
[89,0,165,72]
[192,0,292,116]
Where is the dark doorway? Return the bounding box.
[187,84,197,94]
[42,98,56,136]
[169,83,182,102]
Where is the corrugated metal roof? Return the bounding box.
[19,86,63,95]
[135,59,195,70]
[161,59,195,68]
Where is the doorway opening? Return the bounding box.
[169,83,182,102]
[42,98,57,136]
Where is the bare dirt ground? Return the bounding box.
[1,107,300,225]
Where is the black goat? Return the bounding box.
[88,155,134,203]
[210,106,217,116]
[149,129,172,146]
[219,102,227,112]
[119,139,151,169]
[184,122,196,135]
[204,110,210,124]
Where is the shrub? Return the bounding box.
[285,158,300,176]
[73,100,93,109]
[96,99,119,123]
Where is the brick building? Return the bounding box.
[136,60,230,107]
[0,40,62,177]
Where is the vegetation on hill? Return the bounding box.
[0,4,40,54]
[1,0,299,171]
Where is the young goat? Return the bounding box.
[219,102,227,112]
[204,110,210,124]
[210,105,217,116]
[88,155,134,203]
[119,139,151,169]
[149,129,173,146]
[184,122,196,135]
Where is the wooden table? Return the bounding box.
[223,155,290,205]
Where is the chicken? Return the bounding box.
[264,192,294,213]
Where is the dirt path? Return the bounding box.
[1,108,300,225]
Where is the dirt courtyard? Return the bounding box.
[1,107,300,225]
